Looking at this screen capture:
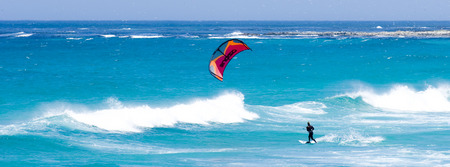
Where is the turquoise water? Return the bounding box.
[1,21,450,166]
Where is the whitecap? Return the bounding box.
[101,34,116,38]
[65,91,258,132]
[15,32,33,37]
[347,84,450,112]
[130,35,164,39]
[209,31,261,39]
[0,92,258,134]
[66,37,82,40]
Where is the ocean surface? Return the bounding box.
[1,21,450,166]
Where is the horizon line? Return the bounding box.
[1,20,450,22]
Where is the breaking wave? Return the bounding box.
[68,92,258,132]
[0,92,258,134]
[346,84,450,112]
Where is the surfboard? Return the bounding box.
[298,140,316,144]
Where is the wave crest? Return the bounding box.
[67,92,258,132]
[347,84,450,112]
[0,92,258,134]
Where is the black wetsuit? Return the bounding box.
[306,125,316,143]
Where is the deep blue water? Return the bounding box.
[1,21,450,166]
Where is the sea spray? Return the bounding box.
[67,92,258,132]
[347,84,450,112]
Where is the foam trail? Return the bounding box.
[67,92,258,132]
[317,129,384,146]
[79,138,235,154]
[347,84,450,112]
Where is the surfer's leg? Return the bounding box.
[311,133,317,143]
[309,132,317,143]
[308,133,312,142]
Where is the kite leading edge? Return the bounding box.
[209,39,251,81]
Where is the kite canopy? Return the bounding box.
[209,39,251,81]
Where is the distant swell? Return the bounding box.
[130,35,164,39]
[5,30,449,39]
[208,31,262,39]
[239,30,450,38]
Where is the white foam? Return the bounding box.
[15,32,33,37]
[79,138,235,154]
[249,101,327,125]
[317,129,384,146]
[209,31,261,39]
[66,37,82,40]
[294,34,319,37]
[0,124,27,135]
[101,34,116,38]
[330,148,448,166]
[130,35,164,39]
[273,101,327,114]
[347,84,450,112]
[0,113,77,136]
[67,92,258,132]
[0,92,257,134]
[349,112,450,126]
[179,34,199,38]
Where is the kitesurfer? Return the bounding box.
[306,122,317,143]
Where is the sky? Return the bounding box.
[0,0,449,21]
